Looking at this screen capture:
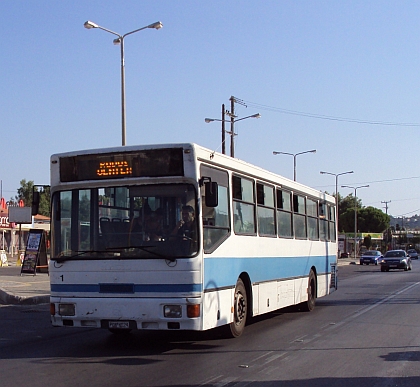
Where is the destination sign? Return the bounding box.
[96,161,133,177]
[59,148,184,182]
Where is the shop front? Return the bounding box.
[0,208,50,257]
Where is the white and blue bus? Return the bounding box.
[49,143,337,337]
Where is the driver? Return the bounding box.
[171,205,195,240]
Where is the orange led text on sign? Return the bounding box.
[96,161,132,177]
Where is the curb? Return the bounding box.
[0,287,50,306]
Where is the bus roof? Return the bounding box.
[51,142,334,203]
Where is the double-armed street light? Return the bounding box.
[205,113,261,157]
[273,149,316,181]
[320,170,354,257]
[341,184,369,259]
[84,20,163,146]
[320,170,354,206]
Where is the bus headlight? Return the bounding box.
[164,305,182,318]
[59,303,76,316]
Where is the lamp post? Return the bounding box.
[320,170,354,257]
[84,20,163,146]
[204,113,261,157]
[273,149,316,181]
[341,185,369,259]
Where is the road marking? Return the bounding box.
[351,281,420,319]
[322,281,420,333]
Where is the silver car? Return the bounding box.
[380,250,412,272]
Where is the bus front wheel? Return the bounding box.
[229,278,247,338]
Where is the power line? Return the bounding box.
[398,208,420,217]
[241,99,420,127]
[317,175,420,191]
[317,176,420,217]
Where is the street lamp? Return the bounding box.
[84,20,163,146]
[205,113,261,157]
[320,170,354,257]
[273,149,316,181]
[341,185,369,260]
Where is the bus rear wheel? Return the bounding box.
[301,270,316,312]
[229,278,247,338]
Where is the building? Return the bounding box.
[0,207,50,254]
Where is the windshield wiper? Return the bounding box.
[53,250,117,263]
[53,245,178,263]
[107,245,174,261]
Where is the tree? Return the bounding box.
[14,179,50,217]
[338,194,363,232]
[357,206,389,232]
[14,179,34,206]
[338,196,390,233]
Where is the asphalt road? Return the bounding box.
[1,262,420,387]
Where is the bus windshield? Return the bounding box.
[51,184,198,260]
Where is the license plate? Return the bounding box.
[109,321,130,329]
[389,265,397,268]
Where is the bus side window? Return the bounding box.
[200,165,230,253]
[293,194,307,239]
[276,189,293,238]
[233,175,256,235]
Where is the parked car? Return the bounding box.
[360,250,383,265]
[340,252,350,258]
[407,249,419,260]
[380,250,412,272]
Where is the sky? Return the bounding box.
[1,1,420,218]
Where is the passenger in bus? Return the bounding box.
[144,208,164,241]
[131,208,164,242]
[131,211,147,234]
[172,205,196,240]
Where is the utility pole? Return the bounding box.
[221,104,226,155]
[206,96,259,158]
[228,96,248,157]
[230,96,235,158]
[381,200,391,215]
[381,200,392,249]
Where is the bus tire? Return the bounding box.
[301,270,316,312]
[229,278,247,338]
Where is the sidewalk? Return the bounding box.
[0,255,50,305]
[338,257,359,266]
[0,254,357,306]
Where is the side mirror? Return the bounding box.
[205,181,218,208]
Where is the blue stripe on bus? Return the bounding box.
[50,256,335,295]
[50,283,202,294]
[203,255,335,290]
